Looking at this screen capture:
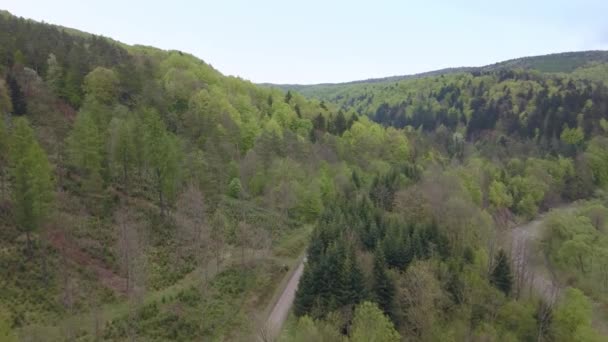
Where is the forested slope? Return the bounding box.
[0,11,376,341]
[1,9,608,342]
[280,51,608,342]
[272,50,608,100]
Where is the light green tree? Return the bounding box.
[84,67,120,104]
[552,288,598,342]
[489,180,513,209]
[289,315,343,342]
[144,110,180,216]
[10,118,54,254]
[560,125,584,147]
[350,301,400,342]
[66,110,104,192]
[109,117,135,189]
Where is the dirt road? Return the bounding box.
[265,259,305,340]
[509,205,608,335]
[509,211,560,302]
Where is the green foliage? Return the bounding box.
[143,110,180,214]
[227,177,242,198]
[489,180,513,208]
[0,309,17,342]
[561,125,584,147]
[84,67,120,104]
[350,301,400,342]
[585,137,608,187]
[0,79,12,114]
[289,315,344,342]
[66,110,103,190]
[372,245,394,317]
[5,10,608,342]
[552,288,600,342]
[490,249,512,296]
[10,118,54,245]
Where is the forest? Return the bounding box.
[1,9,608,342]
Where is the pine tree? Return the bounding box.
[10,118,54,255]
[228,177,242,199]
[372,245,394,316]
[490,249,513,296]
[338,247,366,306]
[294,263,316,317]
[6,75,26,115]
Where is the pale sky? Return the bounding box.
[1,0,607,84]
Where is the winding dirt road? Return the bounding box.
[265,259,305,340]
[509,211,561,302]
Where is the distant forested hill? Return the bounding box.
[268,50,608,99]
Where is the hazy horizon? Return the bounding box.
[2,0,607,84]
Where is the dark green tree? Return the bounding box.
[294,263,316,317]
[6,75,26,115]
[337,247,366,306]
[372,245,394,316]
[490,249,513,296]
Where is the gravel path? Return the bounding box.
[265,259,305,340]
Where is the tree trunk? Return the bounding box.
[25,230,32,258]
[159,186,165,217]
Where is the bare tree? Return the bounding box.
[175,183,211,285]
[115,206,146,342]
[237,221,252,266]
[61,253,75,341]
[511,233,530,299]
[210,209,227,270]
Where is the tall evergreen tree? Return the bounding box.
[338,247,366,306]
[6,75,26,115]
[294,263,316,317]
[490,249,513,296]
[372,245,395,317]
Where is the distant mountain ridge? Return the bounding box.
[266,50,608,94]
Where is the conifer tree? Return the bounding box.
[294,263,316,317]
[372,245,395,317]
[6,75,26,115]
[338,247,366,306]
[490,249,513,296]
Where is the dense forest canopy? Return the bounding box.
[1,9,608,342]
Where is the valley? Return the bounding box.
[1,7,608,342]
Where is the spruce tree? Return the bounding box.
[338,247,366,306]
[372,245,394,316]
[490,249,513,296]
[294,263,316,317]
[6,75,26,115]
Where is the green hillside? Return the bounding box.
[1,8,608,342]
[270,50,608,100]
